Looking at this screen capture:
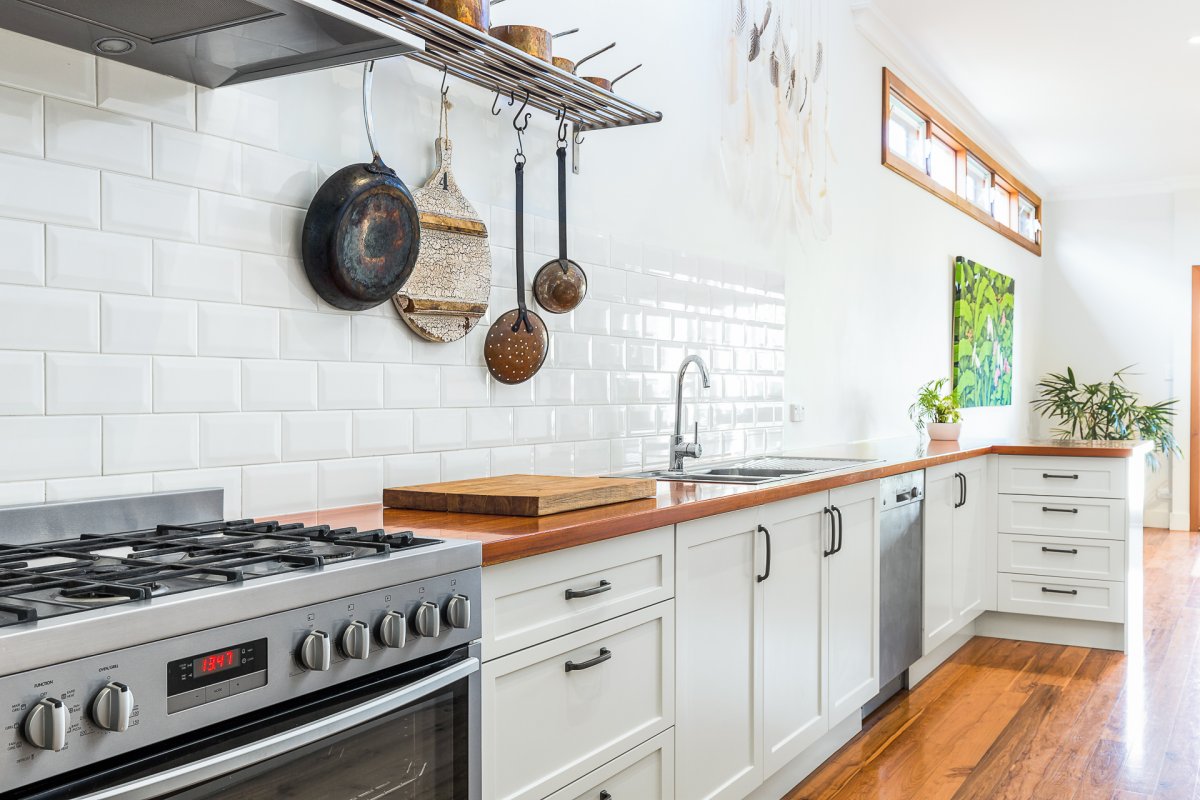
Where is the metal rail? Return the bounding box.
[337,0,662,131]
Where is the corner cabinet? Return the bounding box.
[923,457,989,655]
[675,482,880,800]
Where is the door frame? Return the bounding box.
[1191,266,1200,530]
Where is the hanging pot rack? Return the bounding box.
[337,0,662,134]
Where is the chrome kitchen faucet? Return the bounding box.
[670,355,711,471]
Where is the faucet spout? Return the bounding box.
[671,355,711,471]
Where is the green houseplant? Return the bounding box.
[909,378,963,440]
[1032,366,1180,468]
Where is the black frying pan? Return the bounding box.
[302,62,419,311]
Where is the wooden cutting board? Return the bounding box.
[383,474,658,517]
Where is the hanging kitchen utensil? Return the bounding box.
[489,25,577,62]
[485,122,549,385]
[552,41,615,74]
[302,62,419,311]
[533,123,587,314]
[581,63,642,92]
[393,83,492,343]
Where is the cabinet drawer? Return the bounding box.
[482,602,675,800]
[483,526,673,660]
[996,573,1124,623]
[998,494,1125,540]
[997,456,1126,498]
[998,533,1126,582]
[544,729,675,800]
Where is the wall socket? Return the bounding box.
[789,404,806,423]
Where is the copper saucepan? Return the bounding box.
[581,63,641,92]
[490,25,577,62]
[552,41,615,74]
[425,0,507,35]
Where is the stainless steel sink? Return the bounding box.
[630,456,880,485]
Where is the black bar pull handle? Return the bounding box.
[832,506,844,554]
[961,472,968,507]
[1042,506,1079,514]
[756,524,772,582]
[1041,546,1079,554]
[953,473,965,508]
[1041,587,1079,596]
[565,647,611,672]
[600,792,612,800]
[823,508,835,557]
[565,580,612,600]
[1043,473,1079,480]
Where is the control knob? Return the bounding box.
[91,681,134,732]
[298,630,332,671]
[446,594,471,629]
[413,601,441,638]
[379,611,406,649]
[340,620,371,660]
[23,697,69,751]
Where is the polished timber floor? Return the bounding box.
[787,528,1200,800]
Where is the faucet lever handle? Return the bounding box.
[693,421,699,444]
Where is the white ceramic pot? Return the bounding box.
[926,422,962,441]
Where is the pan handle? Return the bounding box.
[573,42,616,73]
[610,63,642,88]
[362,61,380,161]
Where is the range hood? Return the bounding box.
[0,0,422,87]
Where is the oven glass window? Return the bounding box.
[165,681,469,800]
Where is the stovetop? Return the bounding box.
[0,519,439,629]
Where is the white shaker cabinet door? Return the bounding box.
[826,480,880,724]
[953,457,989,625]
[923,465,958,655]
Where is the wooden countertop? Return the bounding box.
[274,438,1152,566]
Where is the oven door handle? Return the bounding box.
[71,656,480,800]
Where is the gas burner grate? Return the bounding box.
[0,519,438,628]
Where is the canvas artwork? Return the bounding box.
[952,257,1014,408]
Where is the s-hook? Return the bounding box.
[556,104,569,145]
[513,92,530,166]
[571,123,584,174]
[512,89,531,133]
[439,65,449,99]
[490,85,503,115]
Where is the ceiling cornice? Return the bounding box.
[851,0,1048,197]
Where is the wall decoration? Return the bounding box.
[952,256,1014,407]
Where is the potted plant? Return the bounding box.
[1032,366,1180,468]
[909,378,963,440]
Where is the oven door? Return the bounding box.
[23,645,480,800]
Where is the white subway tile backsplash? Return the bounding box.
[0,481,45,505]
[0,85,42,157]
[591,337,625,370]
[552,333,591,369]
[625,342,656,371]
[385,364,440,408]
[97,60,195,128]
[280,310,349,361]
[440,449,490,482]
[352,409,412,456]
[282,411,351,461]
[153,125,241,193]
[0,416,99,480]
[46,353,149,414]
[0,219,44,286]
[0,352,42,414]
[413,408,466,452]
[103,414,198,474]
[46,473,153,502]
[154,467,242,519]
[243,360,316,411]
[0,29,95,103]
[102,173,198,241]
[46,226,153,295]
[610,438,642,471]
[352,315,412,363]
[200,412,281,467]
[154,357,240,412]
[574,441,610,476]
[440,366,490,407]
[198,303,278,358]
[319,362,383,409]
[534,369,572,405]
[242,461,317,516]
[242,253,317,310]
[643,373,673,402]
[626,405,657,436]
[411,335,466,366]
[199,192,284,254]
[384,453,440,487]
[490,445,533,475]
[241,146,316,207]
[319,457,383,508]
[554,406,591,442]
[574,371,609,404]
[45,99,151,175]
[534,443,573,475]
[466,408,513,448]
[610,372,642,404]
[0,152,100,228]
[0,286,98,352]
[592,406,626,439]
[571,303,609,336]
[197,87,279,149]
[101,294,197,355]
[155,242,242,303]
[513,406,553,444]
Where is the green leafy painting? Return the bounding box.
[953,257,1014,408]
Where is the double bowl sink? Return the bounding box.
[630,456,880,485]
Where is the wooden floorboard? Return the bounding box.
[784,529,1200,800]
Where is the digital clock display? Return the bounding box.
[193,649,240,675]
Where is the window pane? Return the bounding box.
[965,154,990,212]
[887,95,926,170]
[930,136,956,190]
[993,183,1011,227]
[1018,195,1037,240]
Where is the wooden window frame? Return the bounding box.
[882,68,1042,256]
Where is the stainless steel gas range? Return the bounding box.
[0,489,482,800]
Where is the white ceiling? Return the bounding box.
[868,0,1200,196]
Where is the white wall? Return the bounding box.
[783,2,1045,448]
